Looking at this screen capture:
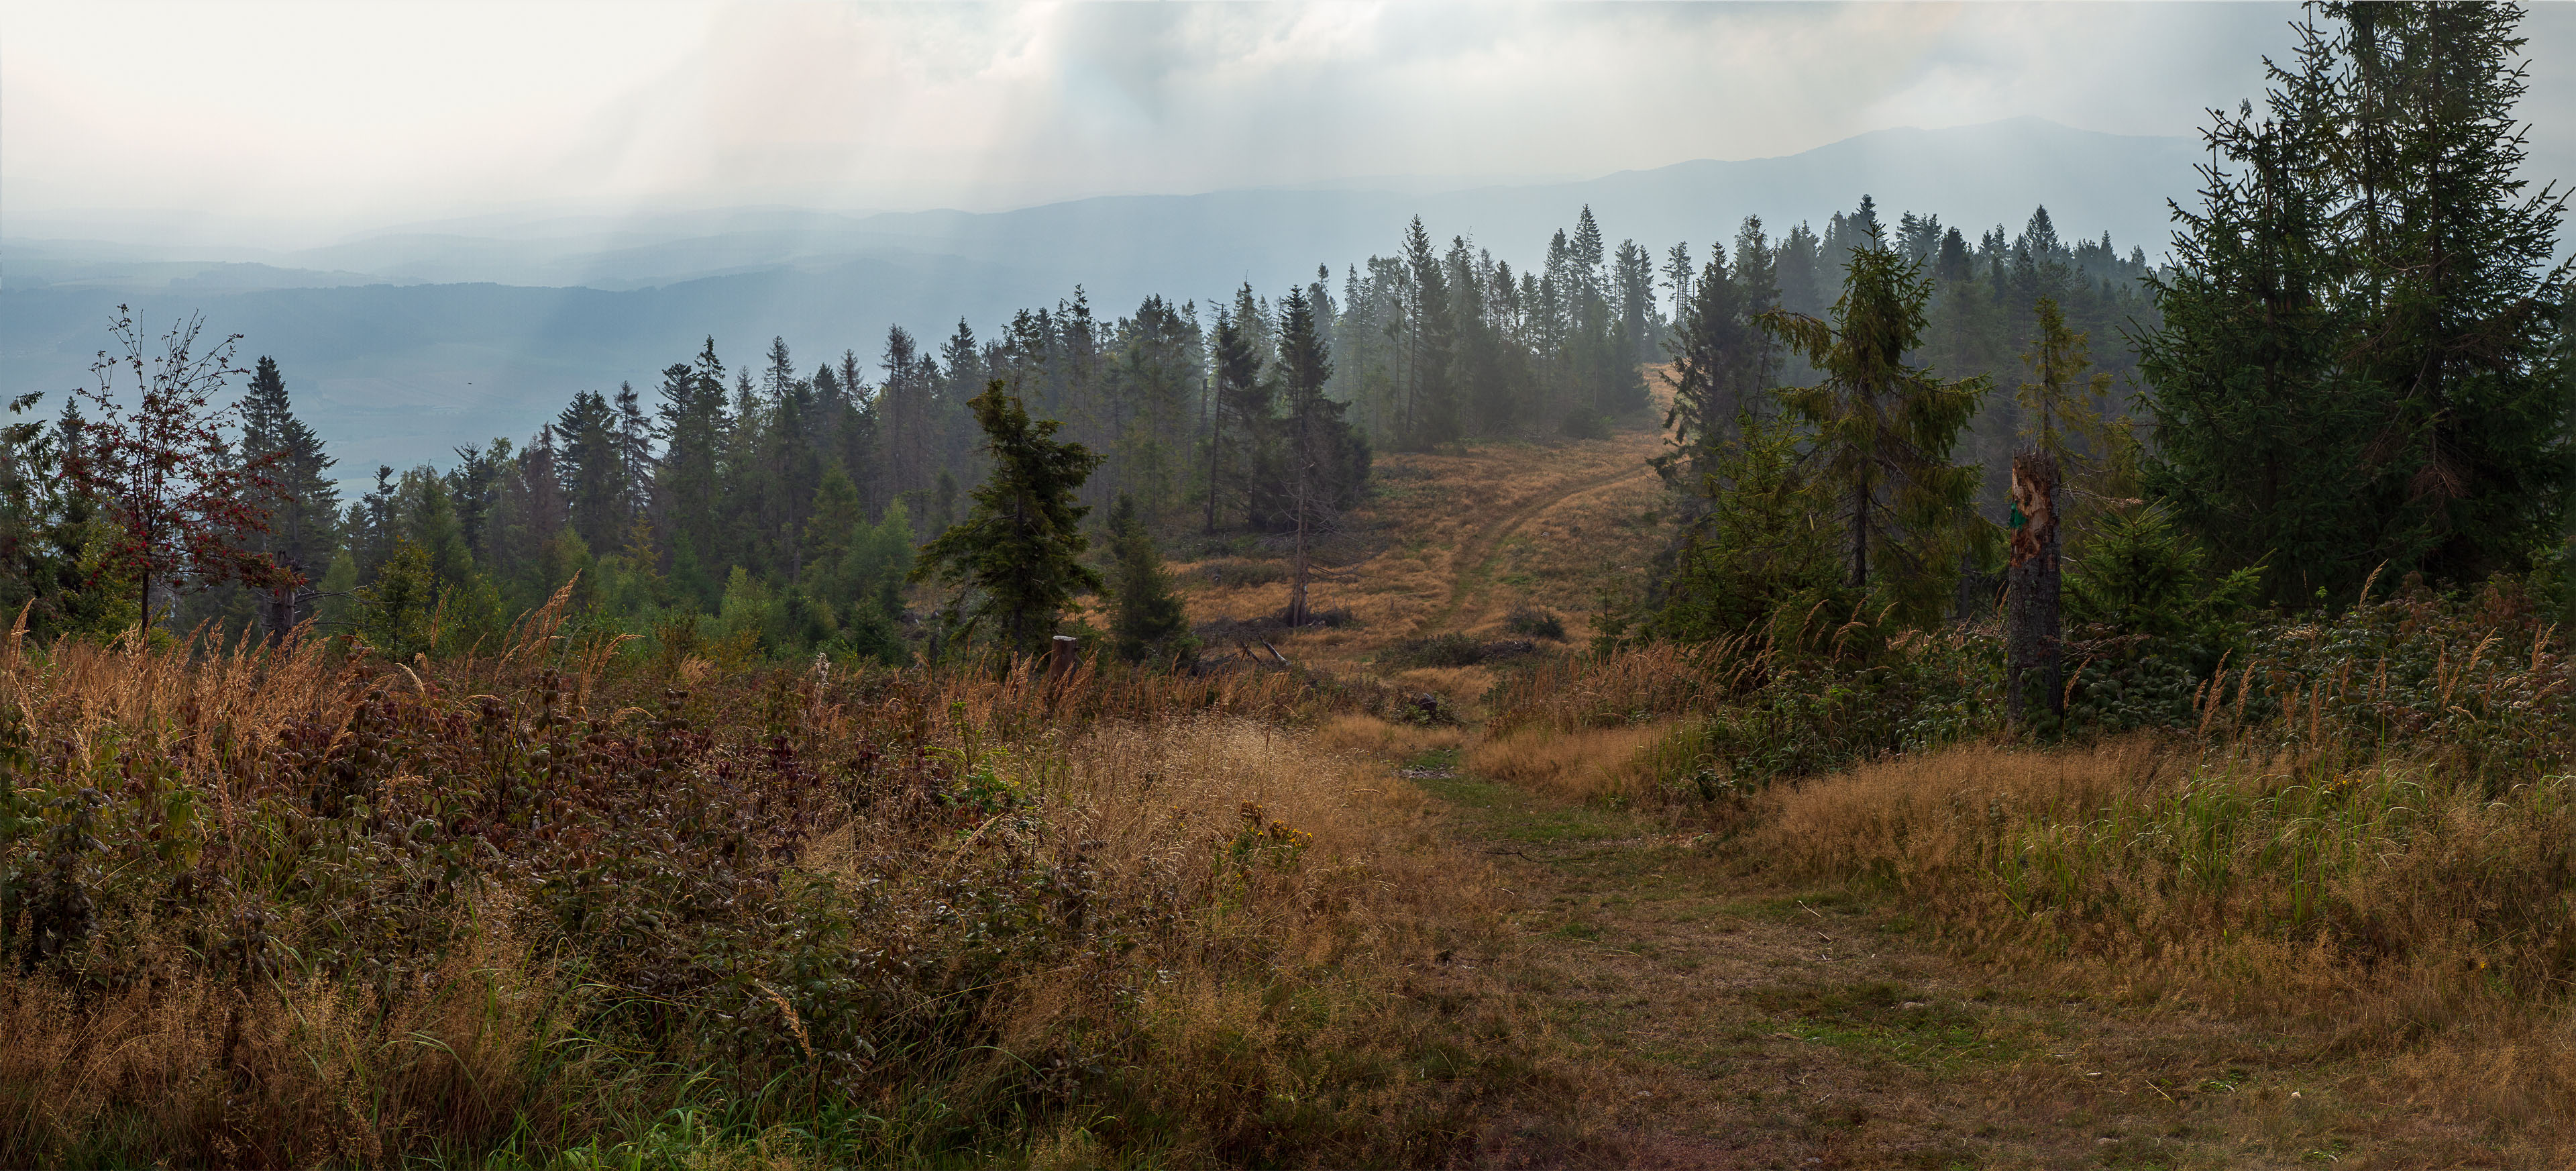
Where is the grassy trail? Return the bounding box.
[1408,460,1660,638]
[1392,747,2484,1170]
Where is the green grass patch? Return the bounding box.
[1746,981,2017,1074]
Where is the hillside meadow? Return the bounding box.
[7,517,2576,1167]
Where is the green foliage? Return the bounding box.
[1654,634,2001,799]
[2533,533,2576,631]
[914,384,1105,656]
[2140,3,2573,604]
[1656,221,1778,495]
[311,548,358,631]
[2004,503,2268,737]
[1638,411,1848,646]
[2063,503,2264,662]
[236,355,339,624]
[711,566,780,658]
[0,393,133,641]
[1104,494,1196,666]
[2015,295,2131,497]
[356,539,440,661]
[1382,633,1489,670]
[2056,652,2200,735]
[1764,230,1993,626]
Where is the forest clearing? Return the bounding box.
[6,404,2571,1169]
[6,5,2573,1168]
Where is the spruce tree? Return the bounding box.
[2332,1,2571,583]
[555,389,625,556]
[356,539,438,661]
[1662,242,1695,328]
[237,356,338,637]
[1763,229,1992,624]
[2016,296,2127,497]
[1104,493,1195,666]
[2143,3,2568,603]
[1275,287,1362,625]
[1208,309,1269,529]
[654,342,729,605]
[1658,248,1753,498]
[912,383,1104,657]
[1643,411,1844,646]
[1399,218,1458,446]
[2140,42,2353,603]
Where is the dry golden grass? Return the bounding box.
[1310,712,1464,761]
[1486,638,1769,738]
[1171,413,1672,681]
[0,911,562,1168]
[0,619,362,774]
[1716,734,2576,1154]
[0,588,1521,1168]
[1465,721,1680,805]
[1750,737,2177,886]
[820,712,1509,1167]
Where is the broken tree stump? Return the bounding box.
[2006,450,2063,727]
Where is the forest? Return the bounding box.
[3,3,2573,1168]
[1,189,2157,667]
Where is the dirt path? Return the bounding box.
[1409,461,1659,637]
[1394,750,2489,1170]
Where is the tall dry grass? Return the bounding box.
[1485,637,1768,740]
[0,915,563,1168]
[1746,735,2576,1127]
[1467,578,2576,1131]
[1466,721,1679,805]
[0,602,1501,1168]
[989,717,1507,1163]
[0,613,361,774]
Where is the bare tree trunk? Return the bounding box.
[1201,370,1220,533]
[1288,510,1310,629]
[1286,423,1312,628]
[1849,478,1870,589]
[261,586,297,645]
[2005,450,2063,727]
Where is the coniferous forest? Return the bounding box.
[3,195,2159,666]
[3,4,2573,1168]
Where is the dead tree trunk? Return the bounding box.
[2005,450,2063,727]
[1286,507,1311,629]
[260,586,297,645]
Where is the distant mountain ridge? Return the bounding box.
[0,117,2198,474]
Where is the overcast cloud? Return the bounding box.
[5,1,2571,248]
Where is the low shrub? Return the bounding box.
[1383,633,1488,669]
[1504,606,1567,641]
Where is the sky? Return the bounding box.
[4,1,2573,249]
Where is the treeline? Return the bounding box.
[0,181,2168,666]
[1325,197,2155,511]
[1625,1,2573,678]
[3,121,2385,672]
[0,283,1375,664]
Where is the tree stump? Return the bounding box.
[2006,451,2063,726]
